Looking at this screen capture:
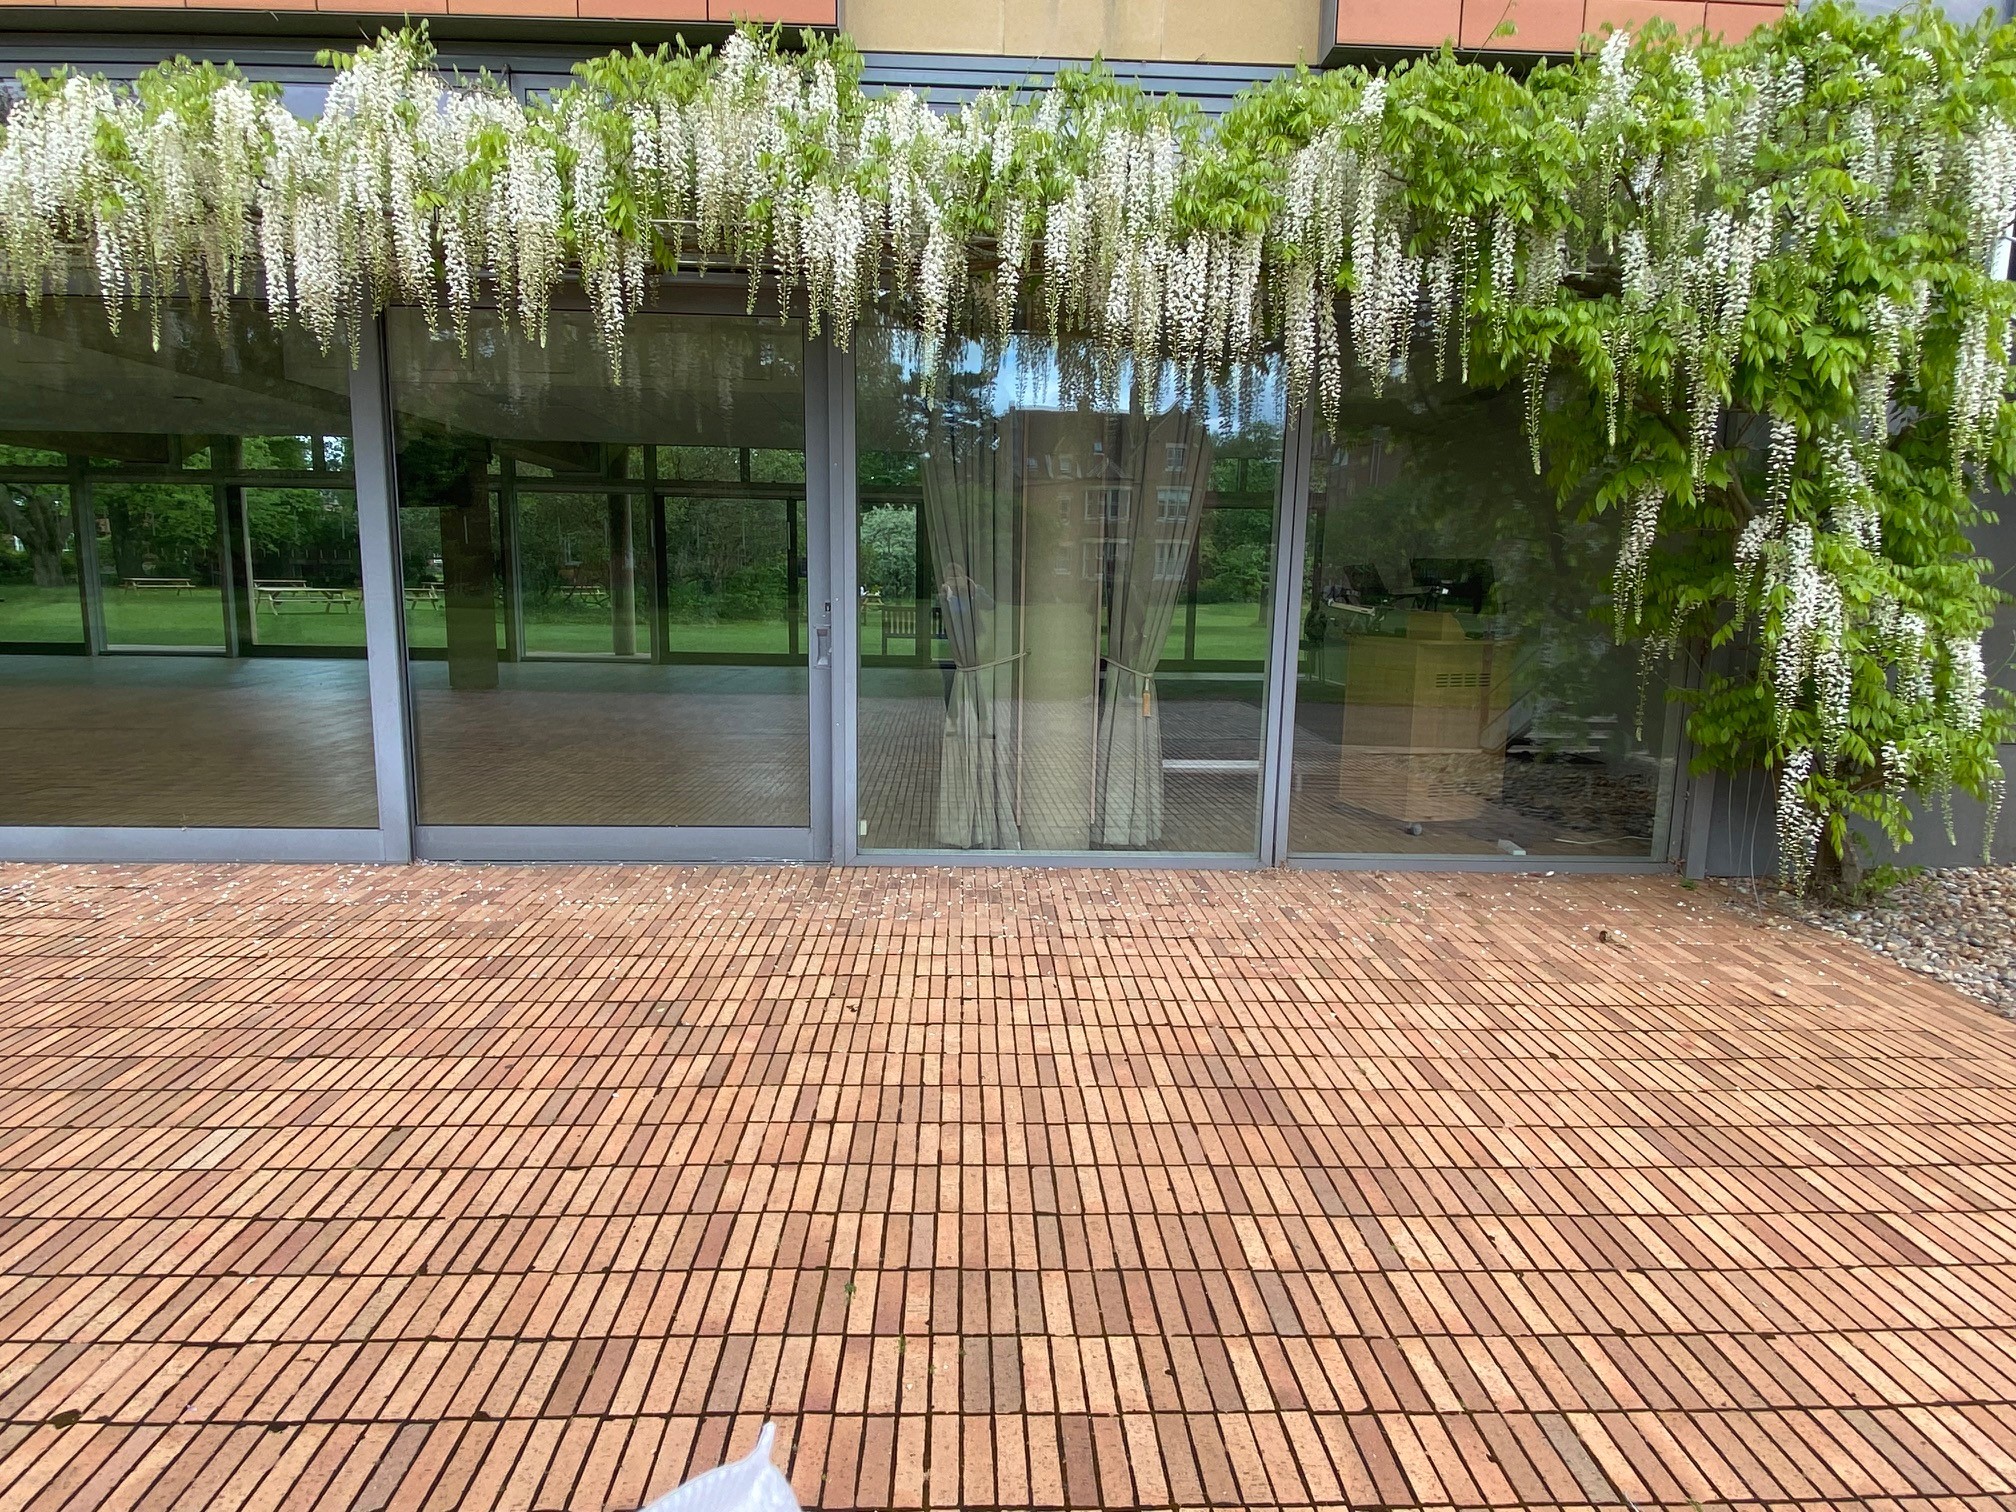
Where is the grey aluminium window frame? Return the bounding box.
[352,312,418,864]
[4,309,1694,873]
[1265,398,1685,876]
[0,306,389,867]
[823,335,861,867]
[378,280,839,865]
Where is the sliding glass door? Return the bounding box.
[0,298,375,834]
[1283,380,1682,862]
[853,330,1286,857]
[385,304,826,859]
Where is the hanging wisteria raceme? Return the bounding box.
[1,2,2013,889]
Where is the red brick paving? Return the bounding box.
[0,862,2012,1511]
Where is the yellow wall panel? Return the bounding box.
[845,0,1322,66]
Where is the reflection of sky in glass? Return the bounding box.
[278,83,329,120]
[883,331,1284,434]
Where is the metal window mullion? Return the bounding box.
[499,457,524,662]
[647,448,672,665]
[802,328,833,861]
[68,455,106,654]
[823,335,860,865]
[1681,637,1723,880]
[348,314,417,864]
[217,436,252,657]
[1257,397,1316,868]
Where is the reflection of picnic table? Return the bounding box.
[123,577,196,593]
[556,566,609,607]
[256,584,358,614]
[878,601,943,654]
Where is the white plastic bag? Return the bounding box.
[638,1423,803,1512]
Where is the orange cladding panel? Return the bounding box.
[1331,0,1463,48]
[708,0,838,21]
[1460,0,1585,51]
[1585,0,1709,35]
[1705,1,1783,38]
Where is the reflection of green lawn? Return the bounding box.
[5,585,1261,660]
[1162,601,1269,663]
[526,614,792,656]
[104,587,228,647]
[0,583,372,647]
[0,585,86,642]
[403,598,794,656]
[1,585,797,655]
[854,598,1269,666]
[0,584,379,649]
[247,607,368,648]
[663,620,792,655]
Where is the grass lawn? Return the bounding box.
[0,584,87,643]
[5,584,1269,662]
[1166,601,1270,664]
[0,583,372,648]
[864,599,1268,666]
[403,596,795,656]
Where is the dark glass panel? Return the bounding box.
[855,329,1283,855]
[1288,384,1678,859]
[0,298,372,828]
[388,307,810,829]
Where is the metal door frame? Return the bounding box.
[361,283,836,865]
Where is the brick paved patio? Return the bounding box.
[0,862,2012,1512]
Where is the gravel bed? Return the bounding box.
[1723,865,2016,1017]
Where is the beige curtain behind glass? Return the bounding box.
[1094,409,1211,847]
[920,415,1022,850]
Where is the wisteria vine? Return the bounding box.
[1,2,2013,889]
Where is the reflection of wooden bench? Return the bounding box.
[124,577,195,593]
[879,601,943,654]
[556,567,609,607]
[257,585,357,614]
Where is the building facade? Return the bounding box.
[1,0,2009,872]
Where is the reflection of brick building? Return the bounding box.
[987,408,1215,847]
[1008,411,1213,585]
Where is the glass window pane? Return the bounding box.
[0,478,81,644]
[856,329,1283,855]
[664,496,798,658]
[246,485,366,650]
[388,308,810,829]
[516,490,650,657]
[1288,386,1678,858]
[0,298,373,828]
[96,481,224,648]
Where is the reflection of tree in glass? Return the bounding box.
[96,483,216,583]
[394,424,488,589]
[665,498,790,622]
[242,437,359,586]
[1310,375,1635,749]
[0,482,69,586]
[859,506,916,599]
[1198,424,1280,612]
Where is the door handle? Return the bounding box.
[814,623,832,668]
